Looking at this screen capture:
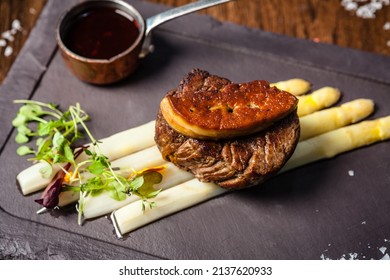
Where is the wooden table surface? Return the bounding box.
[0,0,389,84]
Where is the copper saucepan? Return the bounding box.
[56,0,232,85]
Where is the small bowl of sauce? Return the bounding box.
[57,0,145,85]
[57,0,232,85]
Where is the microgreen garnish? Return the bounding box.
[13,100,88,175]
[13,100,163,224]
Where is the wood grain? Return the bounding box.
[148,0,390,55]
[0,0,47,84]
[1,0,389,83]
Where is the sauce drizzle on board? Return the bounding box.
[63,6,140,60]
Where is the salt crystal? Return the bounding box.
[361,221,366,224]
[371,2,383,9]
[348,170,355,176]
[385,239,389,242]
[356,6,376,18]
[383,22,390,30]
[379,246,387,254]
[386,40,390,47]
[340,0,390,18]
[381,253,390,260]
[349,252,358,259]
[2,30,14,41]
[4,46,13,57]
[0,39,6,47]
[11,19,22,31]
[345,2,358,10]
[320,253,332,260]
[29,8,36,15]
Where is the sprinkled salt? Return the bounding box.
[381,253,390,260]
[349,252,358,259]
[384,22,390,30]
[361,221,366,224]
[11,19,22,31]
[379,246,387,254]
[341,0,390,18]
[2,30,14,42]
[320,254,331,260]
[0,18,23,58]
[29,8,37,15]
[348,170,355,176]
[4,46,13,57]
[345,2,358,10]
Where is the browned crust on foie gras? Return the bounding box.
[160,69,298,140]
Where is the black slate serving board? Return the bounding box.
[1,0,390,260]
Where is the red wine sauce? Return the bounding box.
[63,7,140,59]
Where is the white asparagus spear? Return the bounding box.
[270,79,311,96]
[112,179,225,238]
[17,120,156,195]
[282,116,390,172]
[17,162,62,195]
[299,99,374,141]
[112,115,390,236]
[297,87,341,117]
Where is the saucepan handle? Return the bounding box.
[140,0,233,57]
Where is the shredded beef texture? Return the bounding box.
[155,110,300,189]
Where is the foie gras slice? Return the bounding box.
[160,69,298,140]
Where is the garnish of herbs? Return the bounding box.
[12,100,163,225]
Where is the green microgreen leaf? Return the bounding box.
[17,124,32,135]
[53,131,66,149]
[129,175,145,191]
[87,158,108,175]
[12,114,27,127]
[19,103,44,117]
[107,181,127,201]
[37,121,52,136]
[62,185,80,193]
[84,149,93,156]
[15,132,29,144]
[16,145,34,156]
[63,144,74,164]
